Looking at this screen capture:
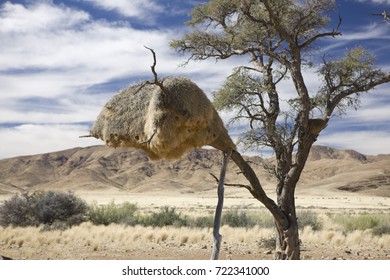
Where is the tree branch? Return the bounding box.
[327,72,390,115]
[134,46,166,95]
[144,46,159,84]
[144,46,165,90]
[299,16,342,49]
[209,173,251,191]
[230,150,289,230]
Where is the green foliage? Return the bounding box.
[0,191,87,229]
[251,212,277,229]
[372,219,390,236]
[3,193,389,239]
[191,215,214,228]
[222,208,255,228]
[172,0,335,59]
[332,213,390,235]
[317,47,386,115]
[88,201,139,226]
[140,206,188,227]
[0,193,37,227]
[213,68,265,112]
[297,210,322,231]
[35,191,87,227]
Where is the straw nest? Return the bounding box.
[89,77,235,160]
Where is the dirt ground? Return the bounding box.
[1,192,390,260]
[2,230,389,260]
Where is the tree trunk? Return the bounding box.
[272,136,315,260]
[274,183,300,260]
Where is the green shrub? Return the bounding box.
[191,215,214,228]
[88,201,138,226]
[332,213,390,236]
[222,208,255,228]
[372,219,390,236]
[0,193,37,227]
[35,191,87,227]
[249,211,275,229]
[0,191,87,229]
[297,210,322,231]
[141,206,188,227]
[333,214,380,232]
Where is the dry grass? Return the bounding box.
[1,220,389,260]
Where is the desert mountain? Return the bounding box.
[0,145,389,197]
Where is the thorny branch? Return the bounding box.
[144,46,163,86]
[134,46,166,94]
[209,173,251,191]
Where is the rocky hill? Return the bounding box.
[0,145,389,197]
[308,145,368,161]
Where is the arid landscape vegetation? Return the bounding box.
[0,145,389,260]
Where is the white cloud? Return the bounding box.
[0,124,102,159]
[341,23,390,41]
[0,1,244,158]
[318,130,390,155]
[0,1,245,123]
[0,1,90,33]
[0,1,389,159]
[356,0,390,4]
[321,22,390,56]
[84,0,163,22]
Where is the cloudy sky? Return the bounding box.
[1,0,389,159]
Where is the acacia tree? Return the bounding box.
[171,0,390,259]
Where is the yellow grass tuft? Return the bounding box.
[1,220,389,259]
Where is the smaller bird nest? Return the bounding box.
[89,77,235,160]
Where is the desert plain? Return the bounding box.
[0,145,389,260]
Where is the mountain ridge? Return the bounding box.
[0,145,389,197]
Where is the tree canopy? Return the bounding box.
[171,0,390,259]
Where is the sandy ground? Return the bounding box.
[74,190,390,215]
[3,240,389,260]
[1,190,390,260]
[1,224,389,260]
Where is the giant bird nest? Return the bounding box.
[89,77,235,160]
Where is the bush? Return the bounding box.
[333,214,379,232]
[332,213,390,235]
[0,193,37,227]
[297,210,322,231]
[0,191,88,229]
[222,208,255,228]
[191,215,214,228]
[250,211,275,229]
[372,219,390,236]
[88,201,138,226]
[141,206,188,227]
[35,191,87,227]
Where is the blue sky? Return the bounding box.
[0,0,389,159]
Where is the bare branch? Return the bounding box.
[326,72,390,115]
[144,46,159,83]
[209,173,251,191]
[134,46,166,95]
[298,16,342,49]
